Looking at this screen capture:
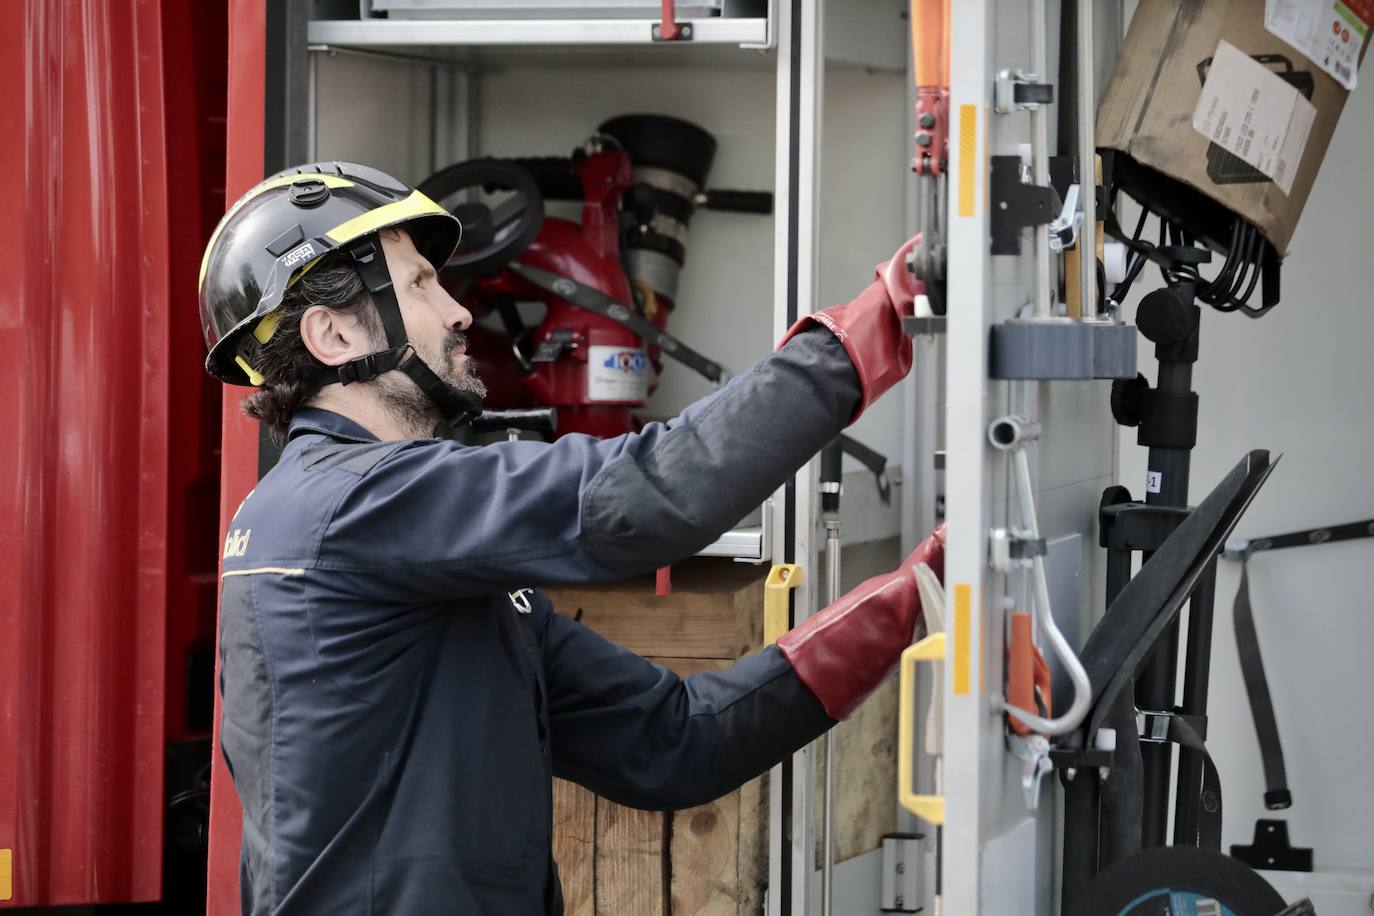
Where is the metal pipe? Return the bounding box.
[1077,0,1097,317]
[822,519,842,916]
[1030,0,1052,317]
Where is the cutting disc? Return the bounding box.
[1072,847,1289,916]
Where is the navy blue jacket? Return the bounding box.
[218,328,860,914]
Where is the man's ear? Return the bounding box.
[300,305,369,367]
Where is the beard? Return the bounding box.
[373,331,487,438]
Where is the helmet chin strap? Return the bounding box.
[315,235,483,430]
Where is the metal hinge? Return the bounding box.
[880,833,924,913]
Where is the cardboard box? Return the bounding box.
[1097,0,1367,256]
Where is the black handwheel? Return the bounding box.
[418,159,545,278]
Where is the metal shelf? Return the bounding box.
[696,500,771,563]
[307,17,771,49]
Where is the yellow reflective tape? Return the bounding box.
[222,566,306,578]
[1,848,11,901]
[233,356,265,386]
[253,310,283,344]
[953,583,972,695]
[324,190,449,247]
[957,104,977,217]
[199,174,356,290]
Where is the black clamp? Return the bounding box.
[990,156,1061,256]
[990,527,1047,571]
[993,69,1054,113]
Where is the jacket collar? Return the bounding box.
[287,407,381,445]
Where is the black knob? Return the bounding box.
[918,112,937,129]
[1136,287,1197,345]
[1111,374,1150,427]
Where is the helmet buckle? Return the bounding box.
[338,353,378,385]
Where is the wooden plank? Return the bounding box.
[836,677,898,862]
[545,559,765,660]
[1064,154,1104,319]
[814,678,899,866]
[595,800,665,915]
[735,773,768,916]
[553,778,596,916]
[669,792,740,915]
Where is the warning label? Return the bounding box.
[1266,0,1371,89]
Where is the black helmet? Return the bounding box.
[199,161,459,386]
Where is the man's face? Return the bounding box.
[374,228,485,430]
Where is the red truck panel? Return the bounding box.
[0,0,171,905]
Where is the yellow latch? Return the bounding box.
[898,632,947,825]
[763,563,804,644]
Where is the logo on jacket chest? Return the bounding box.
[222,528,251,559]
[508,588,535,615]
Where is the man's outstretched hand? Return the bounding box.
[778,522,946,719]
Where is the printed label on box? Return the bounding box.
[587,345,648,402]
[1193,40,1318,194]
[1145,471,1163,495]
[1266,0,1371,89]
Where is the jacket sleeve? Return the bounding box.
[318,327,861,600]
[540,608,835,810]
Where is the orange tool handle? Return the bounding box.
[1007,612,1054,737]
[910,0,949,89]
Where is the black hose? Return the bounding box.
[1057,0,1079,157]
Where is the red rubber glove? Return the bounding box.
[777,233,925,424]
[778,522,946,720]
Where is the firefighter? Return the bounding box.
[201,161,945,915]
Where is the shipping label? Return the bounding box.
[1192,40,1318,194]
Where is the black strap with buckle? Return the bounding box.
[507,261,727,385]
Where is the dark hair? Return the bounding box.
[239,251,384,442]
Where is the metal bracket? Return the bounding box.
[651,1,693,42]
[990,155,1061,256]
[990,527,1046,572]
[902,316,947,336]
[651,22,694,40]
[1007,733,1053,809]
[1048,183,1082,253]
[879,833,924,913]
[994,69,1055,113]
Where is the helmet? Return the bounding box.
[199,161,459,386]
